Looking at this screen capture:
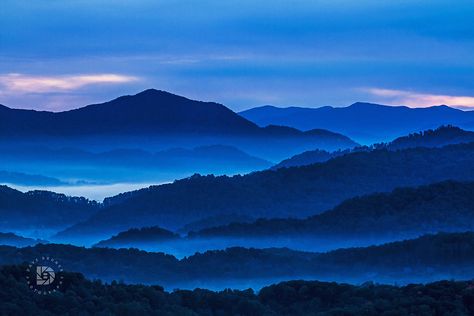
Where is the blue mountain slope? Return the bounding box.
[273,125,474,169]
[240,103,474,144]
[0,89,259,136]
[0,90,358,161]
[55,142,474,239]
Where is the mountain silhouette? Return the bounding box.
[0,89,358,161]
[0,144,272,184]
[0,186,99,231]
[191,180,474,241]
[239,103,474,144]
[55,142,474,240]
[0,89,357,139]
[94,226,179,248]
[273,125,474,169]
[0,232,45,247]
[0,170,65,186]
[0,89,259,136]
[387,125,474,150]
[4,232,474,286]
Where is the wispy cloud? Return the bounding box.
[0,73,138,93]
[364,88,474,108]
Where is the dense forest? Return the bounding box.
[386,125,474,150]
[2,264,474,315]
[57,142,474,238]
[177,214,255,234]
[94,226,179,247]
[0,186,99,231]
[191,180,474,240]
[273,126,474,169]
[2,232,474,287]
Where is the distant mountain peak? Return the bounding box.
[348,102,406,109]
[89,88,199,110]
[0,90,358,161]
[132,88,193,102]
[1,89,262,136]
[349,102,382,107]
[347,102,461,112]
[138,88,165,95]
[240,101,474,144]
[427,104,463,112]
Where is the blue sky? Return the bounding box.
[1,0,473,111]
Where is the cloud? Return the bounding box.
[364,88,474,108]
[0,73,138,93]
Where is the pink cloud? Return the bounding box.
[0,73,138,93]
[364,88,474,108]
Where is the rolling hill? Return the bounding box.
[0,170,65,186]
[56,142,474,240]
[0,186,99,231]
[3,232,474,287]
[3,264,474,315]
[273,125,474,169]
[94,226,179,248]
[0,144,272,184]
[0,232,45,247]
[191,180,474,241]
[387,125,474,150]
[272,148,351,169]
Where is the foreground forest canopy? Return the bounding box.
[2,264,474,316]
[2,232,474,288]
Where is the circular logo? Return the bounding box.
[25,256,64,295]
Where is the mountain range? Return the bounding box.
[55,141,474,241]
[190,180,474,241]
[0,144,272,185]
[240,103,474,144]
[89,180,474,254]
[94,226,179,248]
[0,170,65,186]
[273,125,474,169]
[0,89,357,161]
[2,232,474,287]
[387,125,474,150]
[0,89,257,137]
[3,264,473,315]
[0,186,99,231]
[0,232,44,247]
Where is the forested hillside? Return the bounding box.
[3,233,474,287]
[192,181,474,240]
[2,264,474,315]
[58,142,474,238]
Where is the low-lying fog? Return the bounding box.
[4,182,162,201]
[49,236,407,259]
